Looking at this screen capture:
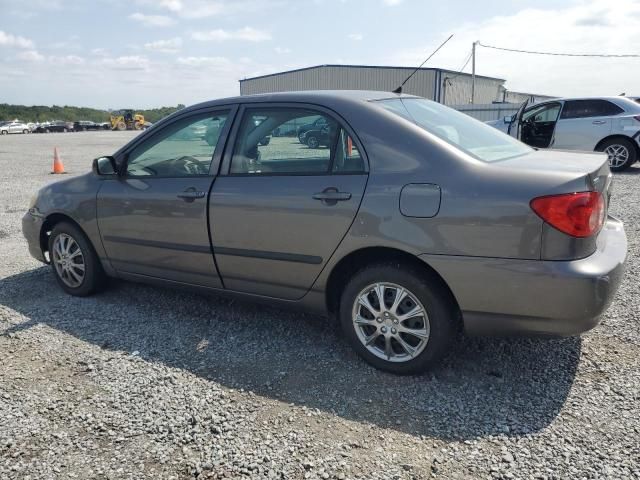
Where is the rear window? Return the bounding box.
[376,98,532,162]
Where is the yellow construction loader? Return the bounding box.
[110,110,145,131]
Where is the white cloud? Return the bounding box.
[192,27,271,42]
[348,33,363,41]
[382,0,403,5]
[128,12,175,27]
[144,37,183,53]
[177,56,230,67]
[91,48,109,57]
[98,55,150,70]
[49,55,85,65]
[16,50,44,62]
[0,30,34,49]
[392,0,640,98]
[274,46,291,54]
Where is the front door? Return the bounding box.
[210,105,368,300]
[97,108,233,288]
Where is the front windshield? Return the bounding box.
[377,98,532,162]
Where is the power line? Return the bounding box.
[478,42,640,58]
[445,50,473,82]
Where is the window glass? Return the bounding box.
[333,129,364,173]
[126,113,228,177]
[522,103,561,123]
[230,109,338,175]
[377,98,532,163]
[560,100,624,119]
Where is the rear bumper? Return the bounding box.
[22,210,46,263]
[420,216,627,336]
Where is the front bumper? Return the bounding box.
[420,216,627,336]
[22,209,47,263]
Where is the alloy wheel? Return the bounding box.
[351,282,430,363]
[52,233,85,288]
[605,144,629,169]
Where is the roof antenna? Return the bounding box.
[392,34,454,94]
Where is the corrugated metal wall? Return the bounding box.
[240,66,505,105]
[451,103,521,122]
[502,91,556,104]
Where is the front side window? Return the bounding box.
[522,103,561,123]
[560,100,624,119]
[377,98,532,162]
[126,112,228,177]
[230,108,364,175]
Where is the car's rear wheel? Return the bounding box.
[22,129,29,134]
[307,136,319,149]
[598,138,637,171]
[339,263,457,374]
[48,222,106,296]
[1,130,7,135]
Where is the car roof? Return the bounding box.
[185,90,418,111]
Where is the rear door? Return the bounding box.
[553,99,619,150]
[209,104,368,300]
[97,106,235,288]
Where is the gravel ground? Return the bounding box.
[1,131,639,480]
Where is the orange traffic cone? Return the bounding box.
[51,147,66,174]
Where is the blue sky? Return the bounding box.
[1,0,639,108]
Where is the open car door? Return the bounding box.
[507,99,529,139]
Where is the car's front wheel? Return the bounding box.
[339,263,457,374]
[48,222,106,296]
[598,138,637,171]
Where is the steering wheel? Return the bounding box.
[175,156,207,175]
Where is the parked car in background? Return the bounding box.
[302,125,333,148]
[487,97,640,171]
[73,121,104,132]
[23,91,627,374]
[34,121,74,133]
[0,121,31,135]
[296,116,329,143]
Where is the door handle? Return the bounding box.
[313,188,351,206]
[592,120,607,125]
[177,189,205,202]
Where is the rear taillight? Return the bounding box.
[530,192,605,238]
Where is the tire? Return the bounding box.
[298,132,306,143]
[48,222,106,296]
[597,137,637,172]
[339,262,457,375]
[22,129,29,134]
[307,136,319,149]
[1,130,7,135]
[116,121,126,131]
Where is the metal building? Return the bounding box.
[239,64,508,105]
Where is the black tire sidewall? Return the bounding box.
[48,222,104,296]
[600,138,637,171]
[338,263,456,375]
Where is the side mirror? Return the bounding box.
[92,156,117,176]
[504,115,514,124]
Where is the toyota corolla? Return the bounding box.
[23,91,627,374]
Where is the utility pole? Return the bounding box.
[471,41,477,104]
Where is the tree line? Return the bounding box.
[0,104,186,124]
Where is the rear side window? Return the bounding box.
[230,107,365,175]
[560,100,624,119]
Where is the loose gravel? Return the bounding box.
[1,131,639,480]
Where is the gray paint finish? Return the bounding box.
[23,90,627,338]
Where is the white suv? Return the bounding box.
[487,97,640,171]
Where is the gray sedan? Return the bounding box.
[22,91,627,374]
